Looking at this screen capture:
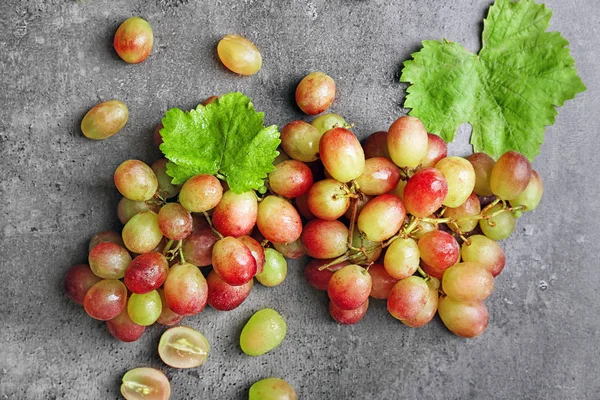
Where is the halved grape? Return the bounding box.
[121,367,170,400]
[106,308,145,342]
[295,72,336,115]
[88,242,132,279]
[84,279,127,321]
[127,290,162,326]
[249,378,297,400]
[158,326,210,368]
[330,299,369,325]
[217,34,262,76]
[256,248,287,287]
[387,116,428,168]
[122,211,163,254]
[212,190,257,237]
[240,308,287,356]
[64,264,102,305]
[207,270,253,311]
[319,127,365,183]
[328,265,372,310]
[178,174,223,213]
[114,160,158,202]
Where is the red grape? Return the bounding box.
[295,72,336,115]
[328,265,372,310]
[304,259,348,291]
[88,242,132,279]
[212,190,257,237]
[256,195,302,244]
[84,279,127,321]
[178,174,223,213]
[387,276,429,321]
[124,252,169,294]
[212,237,257,286]
[329,299,369,325]
[402,167,448,218]
[207,270,253,311]
[355,157,401,196]
[114,17,154,64]
[301,219,348,259]
[163,262,208,316]
[106,308,146,342]
[158,202,192,240]
[181,228,220,267]
[418,230,460,271]
[64,264,102,305]
[268,160,313,198]
[368,263,398,300]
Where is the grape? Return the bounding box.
[151,158,181,199]
[181,228,220,267]
[113,17,153,63]
[357,194,406,242]
[350,230,382,263]
[64,264,102,305]
[191,213,210,232]
[89,230,125,252]
[490,151,532,200]
[178,174,223,213]
[355,157,401,196]
[81,100,128,140]
[330,299,369,325]
[402,168,448,217]
[273,239,305,259]
[158,326,210,368]
[421,133,448,168]
[156,203,192,240]
[479,204,515,240]
[310,113,348,136]
[106,308,146,342]
[387,116,428,168]
[438,296,488,338]
[256,248,287,287]
[368,264,398,300]
[443,261,495,302]
[249,377,297,400]
[510,169,543,212]
[256,195,302,244]
[124,252,169,294]
[294,192,315,220]
[328,265,372,310]
[304,259,348,291]
[114,160,158,202]
[435,156,476,207]
[217,34,262,75]
[240,308,287,356]
[117,197,160,225]
[444,192,481,233]
[212,237,257,286]
[127,290,162,326]
[307,178,350,220]
[84,279,127,321]
[387,276,429,320]
[163,262,208,316]
[211,190,258,237]
[383,237,420,280]
[362,131,390,159]
[466,152,495,196]
[301,219,348,259]
[280,120,321,162]
[420,260,445,280]
[88,242,132,279]
[268,160,313,198]
[400,283,439,328]
[153,123,164,151]
[122,211,163,254]
[238,235,266,274]
[295,72,336,115]
[411,217,438,240]
[319,127,365,183]
[207,270,253,311]
[418,230,460,271]
[461,235,505,277]
[120,367,170,400]
[156,288,184,326]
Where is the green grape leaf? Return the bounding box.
[400,0,586,160]
[160,92,280,193]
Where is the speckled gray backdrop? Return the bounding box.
[1,0,598,399]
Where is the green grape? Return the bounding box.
[114,160,158,202]
[490,151,532,200]
[88,242,132,279]
[158,326,209,369]
[438,296,488,338]
[122,211,163,254]
[249,377,297,400]
[217,34,262,76]
[280,120,321,162]
[383,237,420,280]
[510,170,543,212]
[127,290,162,326]
[240,308,287,356]
[351,230,382,263]
[117,197,160,225]
[319,127,365,183]
[357,194,406,242]
[256,248,287,287]
[310,113,348,136]
[444,192,481,233]
[81,100,128,140]
[479,204,516,240]
[461,235,505,277]
[435,156,476,207]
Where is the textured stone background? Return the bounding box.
[1,0,598,399]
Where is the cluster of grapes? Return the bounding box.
[276,112,544,337]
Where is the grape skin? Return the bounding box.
[328,265,372,310]
[163,263,208,316]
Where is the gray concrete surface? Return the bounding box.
[1,0,598,399]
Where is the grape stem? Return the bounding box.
[203,211,223,239]
[162,239,174,256]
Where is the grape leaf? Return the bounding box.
[160,92,280,193]
[400,0,586,160]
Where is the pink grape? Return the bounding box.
[387,116,428,168]
[163,262,208,316]
[124,252,169,294]
[350,230,382,263]
[158,202,192,240]
[156,288,184,326]
[438,296,488,338]
[88,230,125,252]
[461,235,506,277]
[442,261,495,302]
[88,242,132,280]
[106,308,146,342]
[387,276,429,321]
[181,228,220,267]
[280,120,321,162]
[295,71,336,115]
[400,283,438,328]
[418,230,460,271]
[178,174,223,213]
[421,133,448,168]
[273,238,306,259]
[207,270,253,311]
[84,279,127,321]
[362,131,390,159]
[490,151,532,200]
[212,190,257,237]
[444,192,481,233]
[329,299,369,325]
[510,169,543,212]
[117,197,160,225]
[328,264,372,310]
[294,192,315,220]
[301,219,348,259]
[238,235,266,275]
[357,194,406,241]
[114,159,158,202]
[256,195,302,244]
[64,264,102,305]
[368,263,399,300]
[383,237,420,280]
[122,211,163,254]
[212,237,257,286]
[466,152,495,196]
[268,160,313,198]
[402,168,448,217]
[307,178,350,220]
[435,156,476,207]
[355,157,401,196]
[319,127,365,183]
[151,158,181,199]
[304,259,348,291]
